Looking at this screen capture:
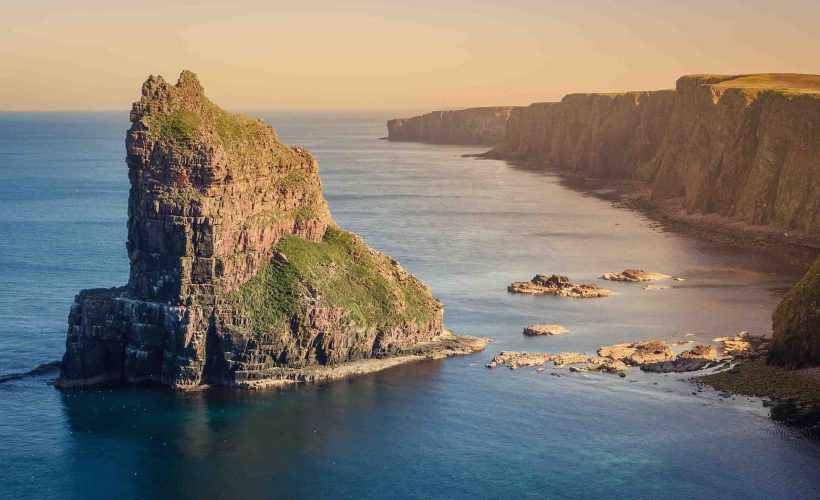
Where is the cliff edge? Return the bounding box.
[57,71,481,389]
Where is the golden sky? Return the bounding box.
[1,0,818,111]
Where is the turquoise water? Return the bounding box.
[1,111,818,499]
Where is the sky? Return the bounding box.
[1,0,818,111]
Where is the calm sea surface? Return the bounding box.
[0,111,818,499]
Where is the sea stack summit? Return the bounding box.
[57,71,482,389]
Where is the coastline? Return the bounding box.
[54,331,488,391]
[478,156,820,269]
[206,331,487,390]
[696,360,820,435]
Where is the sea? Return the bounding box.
[1,111,818,499]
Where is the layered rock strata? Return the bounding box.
[387,107,514,145]
[57,71,481,389]
[485,74,820,238]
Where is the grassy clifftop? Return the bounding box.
[683,73,820,98]
[133,70,306,172]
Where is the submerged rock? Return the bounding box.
[508,274,610,298]
[57,71,477,390]
[600,269,670,282]
[523,324,569,336]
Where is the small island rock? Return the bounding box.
[601,269,670,282]
[523,324,569,336]
[508,274,610,298]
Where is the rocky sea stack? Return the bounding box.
[57,71,481,389]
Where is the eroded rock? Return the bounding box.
[508,274,610,298]
[597,339,674,366]
[714,331,771,359]
[523,324,569,336]
[601,269,670,282]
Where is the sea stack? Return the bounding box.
[57,71,481,389]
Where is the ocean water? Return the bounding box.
[0,111,818,499]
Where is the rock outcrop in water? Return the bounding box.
[57,71,483,389]
[600,269,670,282]
[508,274,610,298]
[769,257,820,368]
[387,107,514,145]
[523,324,569,336]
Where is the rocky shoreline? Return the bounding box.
[220,332,487,390]
[488,159,820,267]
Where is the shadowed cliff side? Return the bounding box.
[387,107,514,145]
[770,257,820,368]
[57,71,482,390]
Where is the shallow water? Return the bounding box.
[0,111,818,499]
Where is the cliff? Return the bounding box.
[387,107,514,145]
[57,71,480,389]
[486,74,820,238]
[769,257,820,368]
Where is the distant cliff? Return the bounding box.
[387,107,514,145]
[486,74,820,238]
[57,71,482,389]
[769,256,820,368]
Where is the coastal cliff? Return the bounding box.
[769,257,820,368]
[57,71,481,389]
[486,74,820,239]
[387,107,513,145]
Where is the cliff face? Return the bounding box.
[387,107,514,145]
[494,91,676,179]
[488,74,820,237]
[769,257,820,368]
[58,71,446,388]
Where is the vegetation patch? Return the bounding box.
[229,226,437,335]
[240,209,288,230]
[147,109,202,145]
[158,186,202,206]
[292,205,318,222]
[276,170,311,191]
[698,359,820,404]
